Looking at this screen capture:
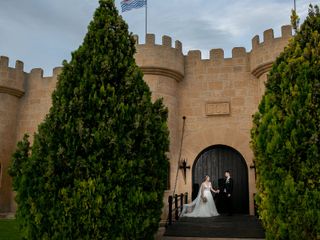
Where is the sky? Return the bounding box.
[0,0,319,75]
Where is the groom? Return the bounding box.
[223,170,233,216]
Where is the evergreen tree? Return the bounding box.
[9,0,169,239]
[251,5,320,240]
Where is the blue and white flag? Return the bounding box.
[121,0,146,12]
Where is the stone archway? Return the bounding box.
[192,145,249,214]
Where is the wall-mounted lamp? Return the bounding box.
[179,158,190,184]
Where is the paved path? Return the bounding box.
[163,214,265,239]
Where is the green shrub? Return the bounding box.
[251,5,320,240]
[9,0,169,239]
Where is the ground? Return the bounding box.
[0,219,21,240]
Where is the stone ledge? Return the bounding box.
[251,61,273,78]
[0,86,24,98]
[141,66,184,82]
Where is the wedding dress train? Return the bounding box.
[181,183,219,217]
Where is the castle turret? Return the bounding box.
[134,35,185,222]
[250,25,292,100]
[135,34,184,192]
[0,56,25,213]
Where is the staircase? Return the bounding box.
[163,214,265,240]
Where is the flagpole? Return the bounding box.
[294,0,296,12]
[145,0,148,36]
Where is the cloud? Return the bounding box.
[0,0,319,74]
[121,0,292,57]
[0,0,98,74]
[1,0,97,38]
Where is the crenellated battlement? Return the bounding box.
[29,66,63,79]
[186,46,249,62]
[0,24,293,94]
[135,34,185,82]
[0,56,25,98]
[0,56,63,99]
[134,34,183,53]
[250,25,292,77]
[251,25,292,50]
[134,25,291,76]
[0,56,63,79]
[0,56,24,72]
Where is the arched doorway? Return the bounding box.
[192,145,249,214]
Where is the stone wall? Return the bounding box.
[0,25,292,216]
[176,48,258,213]
[0,57,61,212]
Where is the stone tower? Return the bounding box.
[0,59,59,213]
[0,57,24,212]
[134,34,185,193]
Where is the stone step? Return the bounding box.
[163,215,265,239]
[162,237,264,240]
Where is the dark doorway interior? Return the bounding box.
[192,145,249,214]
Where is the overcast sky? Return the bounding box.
[0,0,318,75]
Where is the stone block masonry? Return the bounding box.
[0,25,292,216]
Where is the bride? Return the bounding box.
[181,175,219,217]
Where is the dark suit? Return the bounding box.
[223,177,233,215]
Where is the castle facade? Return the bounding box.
[0,25,292,216]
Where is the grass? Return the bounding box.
[0,219,22,240]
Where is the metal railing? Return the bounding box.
[167,192,188,226]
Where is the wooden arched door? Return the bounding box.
[192,145,249,214]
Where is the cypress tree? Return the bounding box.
[9,0,169,239]
[251,5,320,240]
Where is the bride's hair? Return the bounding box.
[204,175,209,181]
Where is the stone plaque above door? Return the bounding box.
[205,102,230,116]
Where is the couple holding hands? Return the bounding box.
[181,171,233,217]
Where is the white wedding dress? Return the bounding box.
[180,182,219,217]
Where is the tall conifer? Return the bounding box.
[251,5,320,240]
[10,0,169,239]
